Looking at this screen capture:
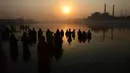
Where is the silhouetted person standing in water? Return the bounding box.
[21,32,30,62]
[46,29,50,38]
[32,28,37,44]
[56,29,60,37]
[65,29,69,38]
[46,29,52,43]
[53,33,57,45]
[82,31,87,43]
[67,35,72,44]
[87,30,92,38]
[37,36,51,73]
[77,29,82,43]
[46,29,53,43]
[72,29,76,40]
[54,35,63,60]
[53,32,63,60]
[54,29,62,46]
[28,29,33,45]
[68,29,72,37]
[67,29,72,44]
[87,30,92,43]
[38,29,43,41]
[61,29,64,38]
[9,34,18,61]
[54,29,63,48]
[47,37,56,58]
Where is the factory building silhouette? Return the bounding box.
[87,4,130,21]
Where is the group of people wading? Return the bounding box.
[9,28,92,73]
[65,29,92,44]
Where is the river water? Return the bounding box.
[2,23,130,73]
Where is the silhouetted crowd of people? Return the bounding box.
[37,29,64,73]
[77,29,92,43]
[65,29,92,44]
[28,28,37,45]
[20,25,29,31]
[8,28,92,73]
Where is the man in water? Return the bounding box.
[38,28,43,41]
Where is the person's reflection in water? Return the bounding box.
[65,29,69,38]
[61,29,64,38]
[24,25,28,32]
[82,31,87,43]
[9,34,18,61]
[111,28,114,40]
[72,29,76,40]
[87,30,92,43]
[37,36,52,73]
[102,30,106,41]
[77,29,82,43]
[46,29,50,42]
[68,29,72,37]
[53,31,63,60]
[67,35,72,44]
[55,47,63,61]
[87,36,92,43]
[53,33,57,45]
[32,28,37,44]
[0,50,6,73]
[0,32,6,73]
[28,29,33,46]
[21,32,31,62]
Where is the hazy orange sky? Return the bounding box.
[0,0,130,21]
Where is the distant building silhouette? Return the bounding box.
[87,4,130,21]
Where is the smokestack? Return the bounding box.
[112,5,115,16]
[104,4,106,13]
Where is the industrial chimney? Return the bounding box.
[104,4,106,13]
[112,5,115,16]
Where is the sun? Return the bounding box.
[62,6,71,14]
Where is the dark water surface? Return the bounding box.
[2,23,130,73]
